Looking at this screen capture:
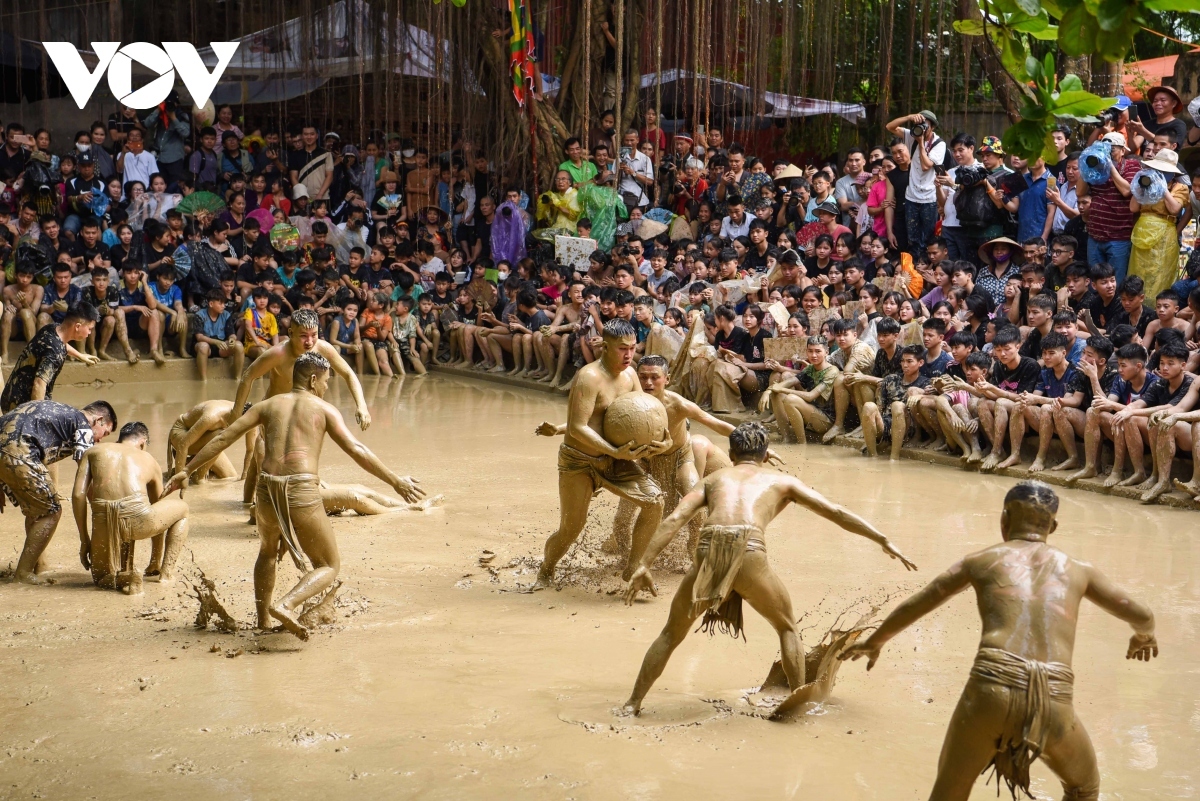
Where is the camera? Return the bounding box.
[1098,109,1118,127]
[911,122,928,138]
[673,182,685,194]
[955,164,989,188]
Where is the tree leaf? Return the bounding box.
[1095,24,1133,60]
[953,18,987,35]
[1003,120,1050,161]
[1052,90,1116,118]
[1042,133,1061,165]
[1030,24,1060,39]
[983,0,1022,14]
[1057,4,1097,55]
[1025,55,1043,79]
[1040,0,1064,15]
[1143,0,1200,11]
[1010,12,1050,31]
[1014,0,1042,16]
[1096,0,1134,31]
[1058,74,1084,93]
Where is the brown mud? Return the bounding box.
[0,374,1195,798]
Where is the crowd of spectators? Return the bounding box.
[0,86,1198,500]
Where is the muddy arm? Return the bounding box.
[625,485,707,604]
[169,409,262,490]
[1084,565,1155,636]
[71,457,92,569]
[231,349,284,421]
[323,341,371,429]
[789,479,916,569]
[324,403,423,502]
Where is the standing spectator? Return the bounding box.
[886,110,947,254]
[558,138,597,188]
[64,154,104,237]
[834,148,867,229]
[1128,149,1190,300]
[1128,86,1188,146]
[142,99,190,188]
[116,129,158,194]
[0,123,30,179]
[936,133,984,262]
[288,125,335,201]
[189,127,220,187]
[1077,132,1138,283]
[87,123,117,182]
[617,129,654,213]
[213,105,244,141]
[885,140,912,252]
[218,132,255,193]
[107,104,142,152]
[1048,152,1080,234]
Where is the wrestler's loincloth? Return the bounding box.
[691,524,766,640]
[557,444,662,504]
[255,471,324,570]
[969,646,1075,798]
[89,494,152,585]
[0,446,58,518]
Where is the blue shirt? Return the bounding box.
[196,310,233,340]
[920,349,953,379]
[149,282,182,313]
[1035,365,1076,398]
[1065,337,1085,365]
[1016,170,1049,243]
[45,284,83,323]
[119,284,146,308]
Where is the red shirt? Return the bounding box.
[1086,157,1139,243]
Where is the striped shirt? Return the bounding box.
[1085,158,1139,243]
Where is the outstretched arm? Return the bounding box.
[1084,564,1157,660]
[166,409,263,492]
[323,403,423,502]
[678,396,783,464]
[320,340,371,429]
[789,479,917,569]
[71,456,92,569]
[624,484,708,604]
[231,348,284,422]
[841,560,971,669]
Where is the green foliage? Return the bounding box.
[954,0,1194,161]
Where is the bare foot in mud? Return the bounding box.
[1066,464,1096,484]
[617,701,641,717]
[1172,479,1200,503]
[13,570,51,585]
[269,604,310,641]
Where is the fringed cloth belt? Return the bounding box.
[256,472,322,571]
[89,494,152,583]
[557,444,662,504]
[969,646,1075,798]
[691,524,766,640]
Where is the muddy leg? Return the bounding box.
[1029,406,1055,472]
[734,552,804,688]
[624,493,665,581]
[1070,408,1103,483]
[1039,708,1101,801]
[95,316,117,359]
[14,510,63,584]
[229,341,245,379]
[114,312,137,363]
[889,401,908,461]
[822,374,848,442]
[860,402,881,456]
[1141,422,1186,503]
[270,503,340,641]
[195,341,211,381]
[1172,421,1200,501]
[622,568,703,715]
[1120,418,1149,486]
[927,681,1012,800]
[535,470,595,587]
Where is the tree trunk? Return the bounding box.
[957,0,1022,121]
[618,0,643,134]
[1063,54,1091,90]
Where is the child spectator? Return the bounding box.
[1008,332,1077,471]
[415,294,439,366]
[390,295,426,376]
[978,325,1040,471]
[329,299,363,374]
[770,336,840,442]
[243,286,278,359]
[149,265,189,359]
[359,291,395,376]
[1049,334,1116,473]
[193,288,244,380]
[1111,341,1196,495]
[861,345,930,459]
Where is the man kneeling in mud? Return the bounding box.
[72,422,188,593]
[165,353,423,640]
[621,422,916,715]
[841,481,1158,801]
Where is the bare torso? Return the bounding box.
[256,392,331,476]
[699,463,800,536]
[85,444,160,500]
[965,541,1088,665]
[563,360,640,456]
[661,391,694,454]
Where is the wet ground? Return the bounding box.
[0,374,1196,800]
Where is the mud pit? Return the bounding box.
[1,374,1197,799]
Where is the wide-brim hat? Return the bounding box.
[635,219,669,239]
[774,164,805,184]
[378,169,400,184]
[419,205,449,222]
[1141,148,1184,174]
[977,237,1025,265]
[1146,85,1184,115]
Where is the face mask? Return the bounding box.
[402,149,416,158]
[497,270,509,282]
[77,143,90,152]
[995,252,1011,263]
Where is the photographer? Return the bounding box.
[617,130,654,213]
[1076,132,1138,283]
[658,133,693,206]
[667,157,707,216]
[0,123,31,179]
[141,92,191,190]
[935,133,986,264]
[886,110,947,255]
[1085,96,1144,155]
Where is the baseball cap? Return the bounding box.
[1101,132,1127,148]
[76,152,95,165]
[1111,95,1132,111]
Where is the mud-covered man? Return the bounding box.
[622,422,915,715]
[534,318,669,589]
[0,303,101,414]
[842,481,1157,800]
[72,421,189,593]
[0,399,116,583]
[165,354,422,641]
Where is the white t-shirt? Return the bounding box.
[720,214,751,240]
[834,173,864,226]
[1051,183,1078,233]
[902,129,946,205]
[120,150,159,195]
[618,150,655,207]
[940,160,978,229]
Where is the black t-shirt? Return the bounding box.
[287,146,325,177]
[1111,305,1154,338]
[1019,326,1048,361]
[743,247,770,274]
[743,329,772,363]
[472,216,493,259]
[1141,373,1194,408]
[1141,116,1188,145]
[990,355,1040,394]
[873,346,902,378]
[1067,287,1098,315]
[1084,292,1123,331]
[0,145,28,180]
[71,239,110,268]
[428,290,454,308]
[716,326,751,357]
[1066,366,1117,410]
[0,325,68,413]
[340,264,370,291]
[1063,216,1089,256]
[0,400,94,465]
[235,262,264,286]
[108,113,140,150]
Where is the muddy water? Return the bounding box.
[0,375,1196,800]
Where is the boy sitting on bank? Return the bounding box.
[861,345,931,460]
[243,286,279,360]
[1045,335,1116,473]
[1007,332,1077,471]
[1067,343,1159,487]
[1110,340,1194,490]
[977,326,1041,472]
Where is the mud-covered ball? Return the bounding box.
[603,393,669,451]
